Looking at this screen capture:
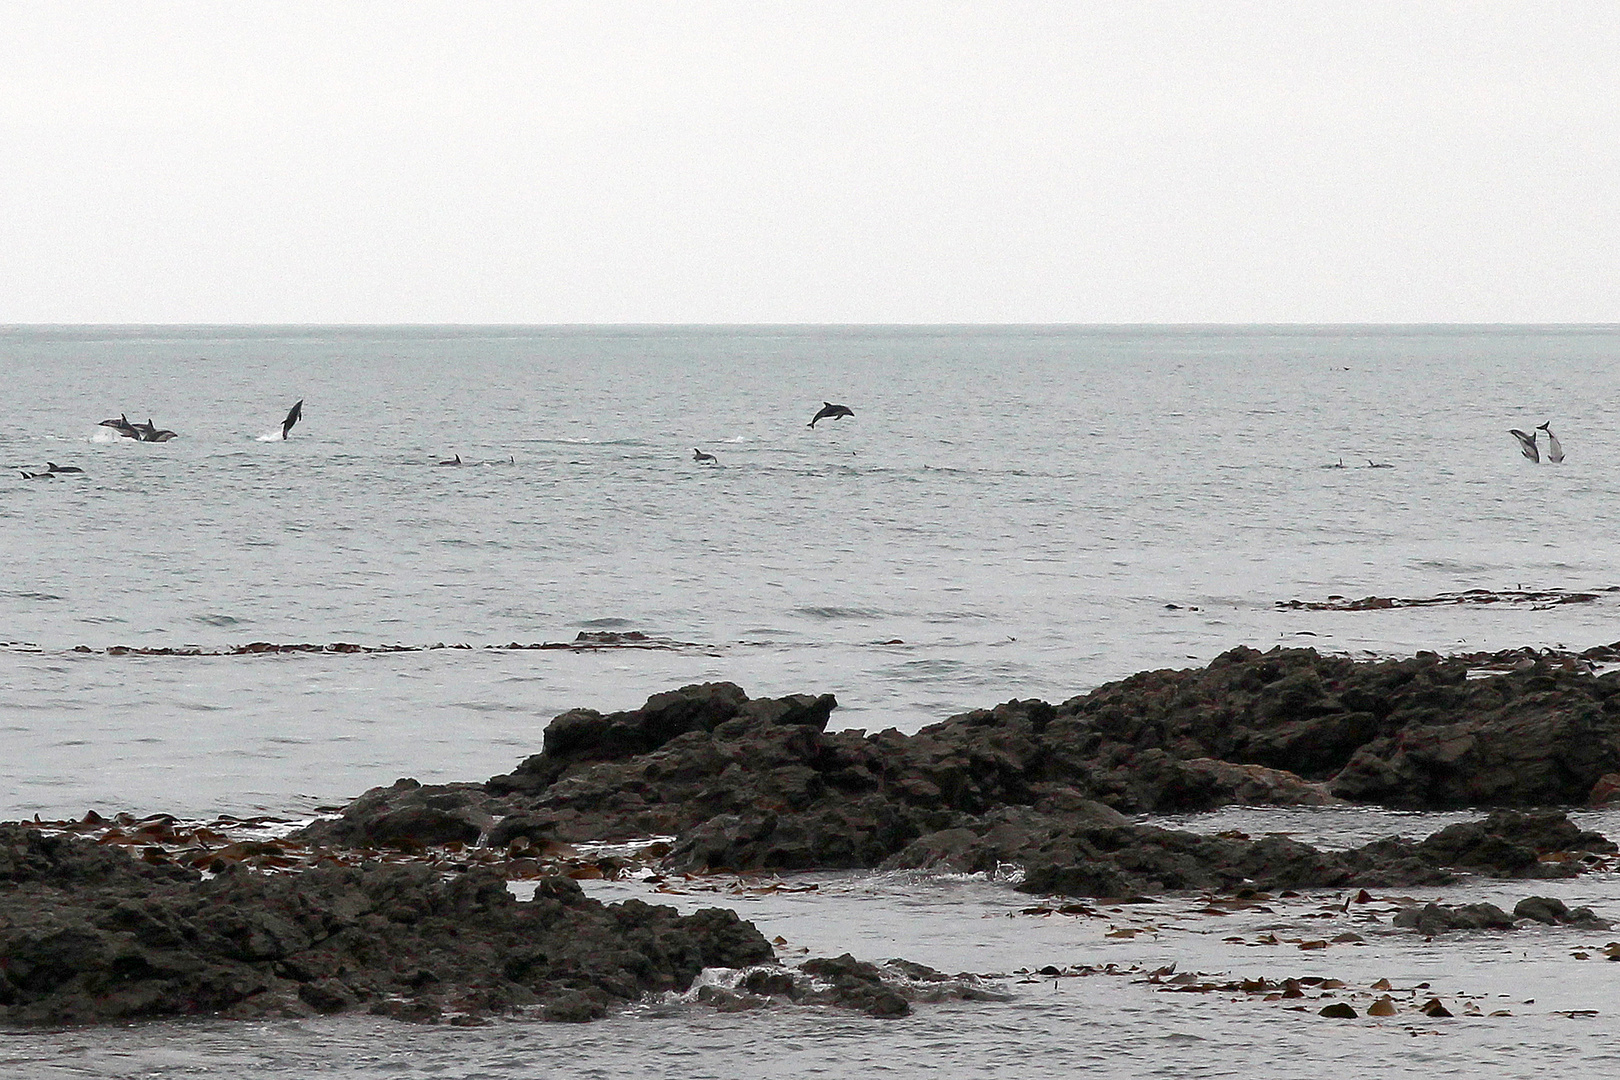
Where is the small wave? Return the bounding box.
[795,606,885,619]
[887,658,965,676]
[447,701,528,714]
[575,617,636,628]
[547,437,648,447]
[194,614,249,628]
[721,436,747,443]
[254,430,284,443]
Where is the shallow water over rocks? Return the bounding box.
[4,844,1619,1078]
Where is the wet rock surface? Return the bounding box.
[694,956,1008,1018]
[305,657,1620,886]
[13,646,1620,1028]
[450,648,1620,870]
[0,825,771,1027]
[999,807,1613,899]
[1392,896,1613,934]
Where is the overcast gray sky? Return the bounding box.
[3,2,1617,323]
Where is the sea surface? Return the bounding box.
[3,325,1620,1076]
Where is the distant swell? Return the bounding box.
[796,606,885,619]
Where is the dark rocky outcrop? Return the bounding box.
[1392,902,1516,933]
[1002,808,1615,899]
[455,650,1620,866]
[1414,810,1616,876]
[13,646,1620,1027]
[0,825,771,1027]
[293,658,1620,883]
[1054,645,1620,809]
[693,956,1007,1017]
[1512,895,1613,929]
[296,779,493,850]
[1391,896,1612,934]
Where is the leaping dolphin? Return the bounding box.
[139,420,178,442]
[1509,428,1539,463]
[1536,421,1564,463]
[281,399,303,440]
[99,414,139,439]
[692,448,717,464]
[808,402,854,427]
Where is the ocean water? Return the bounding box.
[6,324,1620,818]
[4,325,1620,1075]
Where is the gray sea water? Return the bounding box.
[4,325,1620,1075]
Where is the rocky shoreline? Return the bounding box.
[6,644,1620,1027]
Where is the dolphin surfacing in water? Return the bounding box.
[808,402,854,427]
[1509,428,1539,462]
[281,399,303,439]
[1536,421,1564,463]
[130,418,178,442]
[692,448,717,464]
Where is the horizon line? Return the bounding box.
[4,320,1620,330]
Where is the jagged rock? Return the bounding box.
[289,673,1620,886]
[1416,810,1615,878]
[460,654,1620,878]
[0,826,772,1026]
[486,684,832,798]
[1513,896,1612,929]
[1393,901,1516,934]
[687,958,1004,1018]
[294,779,494,849]
[800,954,911,1017]
[916,808,1607,899]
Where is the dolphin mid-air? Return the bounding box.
[808,402,854,427]
[98,414,176,441]
[1509,429,1540,462]
[281,399,304,439]
[1536,422,1564,463]
[99,414,140,439]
